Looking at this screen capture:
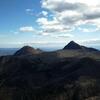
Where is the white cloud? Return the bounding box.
[40,0,100,32]
[42,32,49,36]
[57,10,82,26]
[78,27,99,33]
[10,30,19,35]
[19,26,35,32]
[81,39,100,44]
[66,0,100,6]
[36,16,74,36]
[42,0,87,12]
[14,32,19,35]
[52,34,74,38]
[37,17,58,26]
[26,9,34,15]
[41,11,48,16]
[24,41,49,45]
[26,9,32,12]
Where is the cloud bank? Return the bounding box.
[36,0,100,34]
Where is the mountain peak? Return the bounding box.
[14,45,42,56]
[63,41,82,50]
[69,41,76,44]
[19,45,35,50]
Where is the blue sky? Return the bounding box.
[0,0,100,48]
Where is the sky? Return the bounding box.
[0,0,100,48]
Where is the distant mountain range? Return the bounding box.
[0,41,99,56]
[0,41,100,100]
[0,48,18,56]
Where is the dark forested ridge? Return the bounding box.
[0,41,100,100]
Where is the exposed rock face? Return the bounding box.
[14,46,42,56]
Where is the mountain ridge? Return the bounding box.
[0,41,100,100]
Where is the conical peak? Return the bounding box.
[63,41,82,50]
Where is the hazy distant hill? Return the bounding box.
[0,41,100,100]
[0,48,18,56]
